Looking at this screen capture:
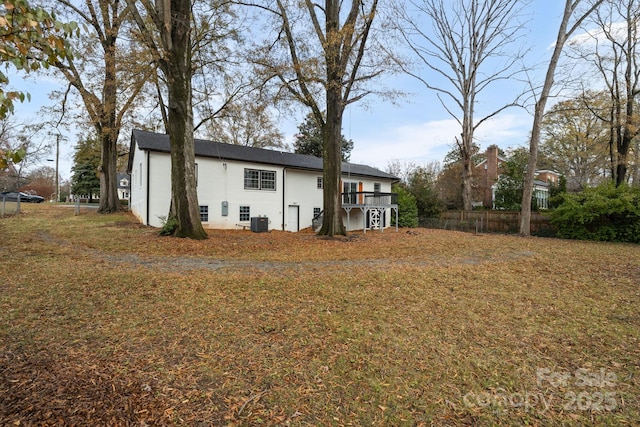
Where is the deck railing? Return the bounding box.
[341,191,398,206]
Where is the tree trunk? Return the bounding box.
[520,0,604,235]
[319,110,346,236]
[461,151,473,211]
[318,0,346,237]
[461,104,474,210]
[98,130,119,213]
[616,3,637,186]
[520,1,572,236]
[616,72,636,186]
[163,0,207,240]
[608,114,617,182]
[632,141,640,185]
[98,17,120,214]
[616,155,628,186]
[98,48,119,215]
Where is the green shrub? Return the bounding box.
[407,168,442,218]
[550,183,640,243]
[393,184,419,228]
[158,214,179,236]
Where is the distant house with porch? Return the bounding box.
[127,129,399,232]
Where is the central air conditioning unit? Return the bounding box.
[250,216,268,232]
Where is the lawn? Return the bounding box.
[1,204,638,426]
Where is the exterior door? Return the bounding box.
[287,205,299,232]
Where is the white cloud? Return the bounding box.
[566,21,630,49]
[349,112,532,170]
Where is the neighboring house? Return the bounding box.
[127,129,399,232]
[531,169,562,210]
[475,145,507,208]
[117,173,130,200]
[535,170,561,186]
[474,145,561,210]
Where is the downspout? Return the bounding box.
[282,167,286,230]
[146,151,150,226]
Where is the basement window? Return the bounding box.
[239,205,250,222]
[199,205,209,222]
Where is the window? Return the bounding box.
[239,205,250,221]
[374,182,381,193]
[343,182,357,204]
[261,170,276,190]
[244,169,259,189]
[317,177,323,189]
[244,169,276,191]
[313,207,321,218]
[199,205,209,222]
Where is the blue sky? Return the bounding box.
[10,0,568,179]
[340,0,567,171]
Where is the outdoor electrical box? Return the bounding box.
[250,216,268,233]
[221,201,228,216]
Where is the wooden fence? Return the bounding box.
[423,210,554,235]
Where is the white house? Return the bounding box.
[127,129,399,232]
[117,173,130,200]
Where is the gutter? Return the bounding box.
[146,151,150,226]
[282,167,286,230]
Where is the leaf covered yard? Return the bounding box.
[1,205,639,425]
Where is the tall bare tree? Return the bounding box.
[190,2,256,137]
[125,0,207,239]
[397,0,529,210]
[246,0,395,236]
[36,0,153,214]
[568,0,640,186]
[131,1,254,140]
[520,0,605,236]
[199,99,285,148]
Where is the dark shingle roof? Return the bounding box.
[130,129,398,180]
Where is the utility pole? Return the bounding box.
[47,133,61,202]
[55,134,60,203]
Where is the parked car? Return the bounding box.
[0,191,45,203]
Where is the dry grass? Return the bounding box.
[1,204,639,426]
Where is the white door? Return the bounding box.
[287,205,299,232]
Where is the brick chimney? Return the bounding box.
[484,145,499,208]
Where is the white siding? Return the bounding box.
[147,152,172,227]
[196,158,284,230]
[284,169,323,231]
[132,140,396,232]
[129,143,148,225]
